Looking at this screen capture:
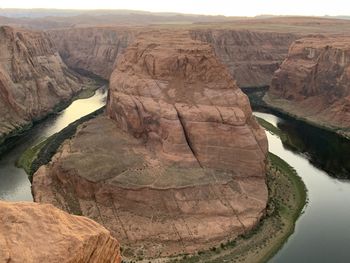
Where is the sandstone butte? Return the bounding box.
[32,31,268,259]
[267,36,350,137]
[0,26,83,142]
[49,27,297,88]
[0,201,121,263]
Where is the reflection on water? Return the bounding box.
[255,111,350,179]
[254,112,350,263]
[0,87,107,201]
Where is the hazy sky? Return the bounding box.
[0,0,349,17]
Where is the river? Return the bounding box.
[0,87,107,201]
[0,90,350,262]
[254,112,350,263]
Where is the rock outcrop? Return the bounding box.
[0,26,84,142]
[33,32,268,259]
[267,36,350,137]
[190,29,297,87]
[49,27,135,79]
[0,201,121,263]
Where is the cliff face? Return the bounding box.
[0,201,121,263]
[0,26,83,141]
[33,32,268,259]
[49,27,296,88]
[267,36,350,136]
[49,27,135,79]
[190,29,297,87]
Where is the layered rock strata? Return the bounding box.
[190,29,297,87]
[0,201,121,263]
[33,32,268,259]
[0,26,83,142]
[49,27,135,79]
[50,27,296,88]
[267,36,350,137]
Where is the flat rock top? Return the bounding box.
[0,201,120,263]
[58,116,234,189]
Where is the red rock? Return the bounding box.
[0,26,84,141]
[0,201,121,263]
[267,36,350,137]
[33,32,268,260]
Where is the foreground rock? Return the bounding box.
[0,201,121,263]
[33,32,268,259]
[0,26,84,142]
[267,36,350,137]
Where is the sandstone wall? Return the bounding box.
[49,27,135,79]
[0,26,83,141]
[268,36,350,135]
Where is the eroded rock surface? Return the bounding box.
[33,32,268,259]
[0,201,121,263]
[0,26,83,141]
[190,30,297,87]
[267,36,350,137]
[49,27,135,79]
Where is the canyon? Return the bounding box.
[266,36,350,137]
[32,31,268,259]
[0,26,87,145]
[1,14,350,262]
[0,201,121,263]
[50,27,297,87]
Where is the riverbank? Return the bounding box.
[0,78,105,157]
[17,107,105,180]
[135,152,306,263]
[242,87,350,140]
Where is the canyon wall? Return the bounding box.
[0,201,121,263]
[0,26,83,142]
[190,29,297,87]
[267,36,350,137]
[50,27,296,87]
[33,31,268,260]
[49,27,135,79]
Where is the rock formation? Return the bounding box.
[0,26,84,142]
[0,201,121,263]
[32,31,268,259]
[267,36,350,137]
[49,27,135,79]
[49,27,296,88]
[190,29,297,87]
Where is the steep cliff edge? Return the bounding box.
[32,32,268,259]
[0,26,84,143]
[49,27,135,79]
[0,201,121,263]
[49,27,296,88]
[190,29,297,87]
[266,36,350,137]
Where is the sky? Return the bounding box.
[0,0,349,17]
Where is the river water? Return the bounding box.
[254,112,350,263]
[0,87,107,201]
[0,91,350,262]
